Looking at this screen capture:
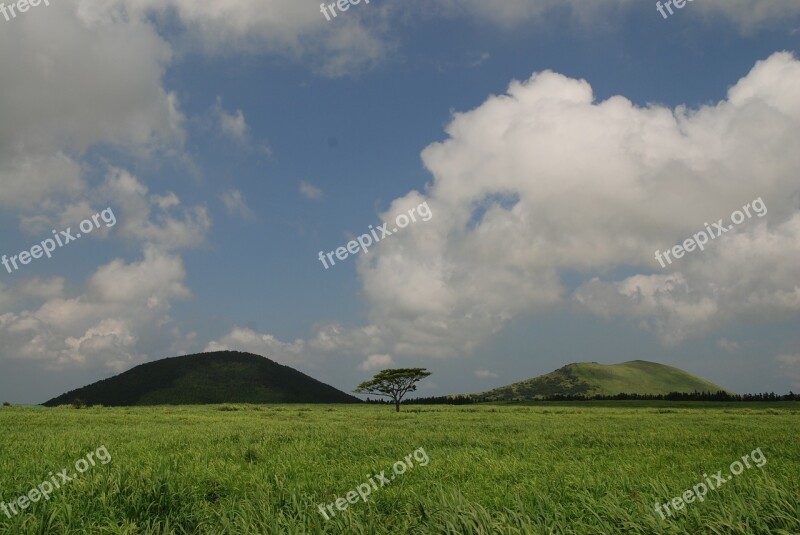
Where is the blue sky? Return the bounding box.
[1,0,799,403]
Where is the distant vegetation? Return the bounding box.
[43,351,360,406]
[477,360,729,401]
[373,392,799,406]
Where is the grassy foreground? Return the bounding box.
[0,402,798,534]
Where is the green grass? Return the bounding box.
[0,403,798,534]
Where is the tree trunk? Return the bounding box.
[395,400,400,412]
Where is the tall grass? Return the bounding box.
[0,403,797,534]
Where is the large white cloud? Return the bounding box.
[206,52,800,364]
[0,0,184,210]
[356,51,800,354]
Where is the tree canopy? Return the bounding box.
[354,368,432,412]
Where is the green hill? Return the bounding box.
[43,351,360,406]
[476,360,728,401]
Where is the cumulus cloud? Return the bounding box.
[219,108,248,142]
[221,189,256,221]
[575,214,800,343]
[204,327,307,367]
[88,245,192,306]
[14,278,67,303]
[299,181,325,201]
[0,247,190,371]
[99,168,211,250]
[359,354,395,371]
[474,368,498,378]
[355,51,800,354]
[0,0,790,216]
[0,0,184,210]
[62,318,139,371]
[0,278,66,315]
[693,0,800,30]
[86,0,392,77]
[206,52,800,362]
[60,0,800,86]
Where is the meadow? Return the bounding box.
[0,402,798,534]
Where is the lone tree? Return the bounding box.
[354,368,432,412]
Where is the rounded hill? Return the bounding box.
[477,360,729,401]
[43,351,361,406]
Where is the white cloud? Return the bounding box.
[67,0,800,84]
[575,214,800,343]
[0,278,67,312]
[471,52,490,68]
[204,327,306,367]
[221,189,256,221]
[219,108,248,142]
[299,181,325,201]
[91,0,392,77]
[63,318,141,372]
[694,1,800,30]
[212,97,249,142]
[350,52,800,355]
[359,354,395,371]
[474,368,498,378]
[88,245,192,306]
[0,247,190,371]
[0,153,85,211]
[0,0,184,210]
[14,278,67,302]
[208,97,271,154]
[201,53,800,364]
[99,168,211,250]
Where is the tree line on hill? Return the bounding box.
[366,391,800,405]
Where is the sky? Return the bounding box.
[1,0,799,404]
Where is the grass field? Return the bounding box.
[0,402,798,534]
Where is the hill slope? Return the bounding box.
[477,360,728,401]
[43,351,360,406]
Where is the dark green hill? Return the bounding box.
[476,360,728,401]
[43,351,360,406]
